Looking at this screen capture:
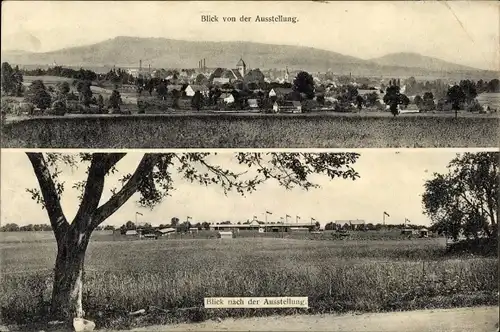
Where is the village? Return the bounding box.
[2,56,499,119]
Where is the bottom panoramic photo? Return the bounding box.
[0,150,498,332]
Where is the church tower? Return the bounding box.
[284,66,290,82]
[236,57,247,78]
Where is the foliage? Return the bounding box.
[24,80,52,110]
[422,152,498,240]
[1,62,24,96]
[446,85,466,110]
[76,80,93,107]
[109,90,122,111]
[293,71,315,99]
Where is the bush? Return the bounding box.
[47,100,66,116]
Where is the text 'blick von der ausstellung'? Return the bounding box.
[201,15,299,24]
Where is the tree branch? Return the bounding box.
[26,153,69,240]
[73,153,126,231]
[91,154,159,228]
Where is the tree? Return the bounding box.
[97,95,105,113]
[459,80,477,103]
[422,92,435,112]
[414,95,423,108]
[109,90,122,111]
[191,91,203,111]
[400,94,410,108]
[156,82,168,100]
[25,152,360,322]
[355,95,364,109]
[365,92,379,107]
[293,71,315,99]
[171,217,180,228]
[56,81,71,98]
[25,80,52,111]
[1,62,23,96]
[383,85,401,116]
[422,152,498,240]
[76,80,93,107]
[446,85,466,111]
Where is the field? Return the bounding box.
[22,75,73,87]
[2,113,498,148]
[477,93,500,110]
[0,232,497,330]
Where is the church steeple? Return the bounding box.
[236,57,247,78]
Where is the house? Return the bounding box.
[247,98,259,109]
[185,84,209,97]
[210,60,246,85]
[189,227,199,233]
[269,88,293,99]
[273,100,302,113]
[220,93,235,104]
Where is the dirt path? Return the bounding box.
[119,306,498,332]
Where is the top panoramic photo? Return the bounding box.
[1,1,499,148]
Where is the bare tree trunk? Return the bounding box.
[50,226,91,321]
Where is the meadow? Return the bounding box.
[2,112,498,148]
[0,234,497,330]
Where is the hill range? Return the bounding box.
[1,36,497,79]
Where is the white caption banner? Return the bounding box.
[204,297,308,308]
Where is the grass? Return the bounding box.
[1,113,499,148]
[0,236,497,330]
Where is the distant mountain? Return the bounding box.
[1,37,496,79]
[370,52,476,72]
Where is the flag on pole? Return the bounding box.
[296,216,301,219]
[405,218,411,223]
[187,216,192,220]
[266,211,272,215]
[253,216,257,219]
[286,214,291,218]
[311,218,316,221]
[384,211,390,217]
[136,212,143,216]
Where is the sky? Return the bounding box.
[1,1,499,71]
[2,149,493,228]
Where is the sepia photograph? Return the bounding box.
[0,149,498,331]
[0,1,499,148]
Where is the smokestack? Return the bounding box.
[139,60,142,71]
[203,58,206,70]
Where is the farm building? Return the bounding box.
[211,219,261,231]
[247,98,259,109]
[401,228,415,236]
[125,230,138,236]
[156,227,176,237]
[219,93,235,104]
[269,88,293,99]
[419,228,429,238]
[185,84,209,97]
[217,231,234,239]
[272,100,302,113]
[211,220,314,233]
